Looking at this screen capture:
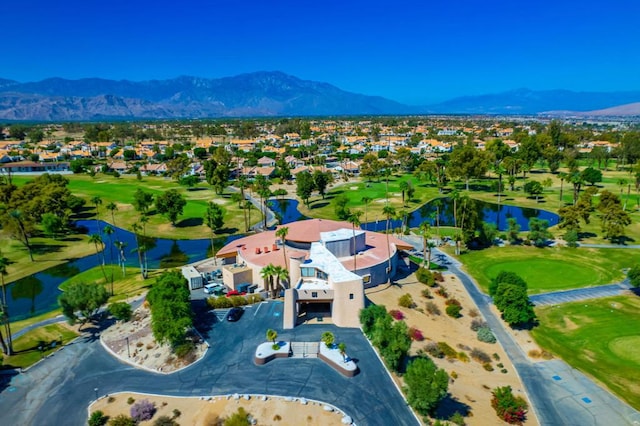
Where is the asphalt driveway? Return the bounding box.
[1,300,418,426]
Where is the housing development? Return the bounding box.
[0,115,639,426]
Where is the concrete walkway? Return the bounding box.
[399,235,640,425]
[530,281,632,306]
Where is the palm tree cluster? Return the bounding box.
[261,264,289,299]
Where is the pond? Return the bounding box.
[267,198,307,225]
[6,220,241,321]
[361,198,559,232]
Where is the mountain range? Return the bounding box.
[1,71,639,120]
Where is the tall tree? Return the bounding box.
[254,175,271,229]
[88,234,109,283]
[404,356,449,416]
[272,265,288,298]
[447,141,489,190]
[58,282,109,329]
[237,175,249,232]
[103,225,116,295]
[361,196,372,230]
[133,189,154,215]
[275,226,289,270]
[155,189,186,226]
[296,171,315,207]
[347,211,363,271]
[382,204,396,284]
[260,264,276,297]
[418,221,433,269]
[3,210,35,261]
[0,251,13,355]
[91,196,103,233]
[313,170,331,199]
[204,202,225,257]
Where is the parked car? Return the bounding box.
[227,307,244,322]
[225,290,247,297]
[204,284,227,295]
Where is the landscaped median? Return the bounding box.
[254,340,358,377]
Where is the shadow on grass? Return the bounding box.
[310,202,329,209]
[30,244,64,256]
[215,227,239,235]
[175,217,204,227]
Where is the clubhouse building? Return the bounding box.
[215,219,412,328]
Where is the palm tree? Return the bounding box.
[382,204,396,284]
[115,240,127,277]
[321,331,335,348]
[558,172,567,207]
[361,196,372,230]
[433,198,443,238]
[238,176,249,232]
[9,210,33,261]
[103,225,115,295]
[338,342,347,362]
[131,223,146,279]
[105,202,118,227]
[273,265,288,298]
[0,251,13,355]
[399,180,409,207]
[617,179,628,210]
[260,264,275,298]
[266,329,278,345]
[275,226,289,270]
[88,234,108,283]
[418,221,431,269]
[91,196,103,233]
[347,211,362,271]
[139,216,150,275]
[450,190,460,229]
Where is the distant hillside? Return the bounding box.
[543,102,640,117]
[427,88,640,115]
[0,72,415,121]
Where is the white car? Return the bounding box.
[204,284,227,295]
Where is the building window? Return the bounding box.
[317,270,328,280]
[301,267,315,277]
[311,292,318,298]
[362,274,371,284]
[349,293,354,300]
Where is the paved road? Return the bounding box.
[1,301,418,426]
[400,235,640,426]
[530,282,631,306]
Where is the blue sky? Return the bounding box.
[4,0,640,104]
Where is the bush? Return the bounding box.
[457,351,470,362]
[224,407,251,426]
[172,409,181,419]
[470,348,491,364]
[446,304,462,318]
[126,397,135,405]
[389,309,405,320]
[416,267,436,286]
[433,271,444,282]
[229,296,248,307]
[246,294,263,304]
[108,415,136,426]
[89,410,109,426]
[450,411,466,426]
[398,293,415,308]
[435,287,449,298]
[130,399,156,422]
[491,385,528,424]
[425,342,444,358]
[207,296,234,309]
[445,298,461,306]
[174,341,195,359]
[421,288,432,299]
[477,327,497,344]
[109,302,132,322]
[628,265,640,287]
[153,416,179,426]
[408,327,424,341]
[425,301,441,316]
[470,319,487,331]
[483,363,494,372]
[468,308,479,318]
[437,341,457,359]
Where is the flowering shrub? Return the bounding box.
[491,386,528,424]
[130,399,156,422]
[389,309,405,320]
[408,327,424,341]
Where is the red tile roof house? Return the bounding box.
[216,219,412,328]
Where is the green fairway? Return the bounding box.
[457,246,630,294]
[11,174,261,240]
[59,265,157,302]
[1,323,79,370]
[531,296,640,410]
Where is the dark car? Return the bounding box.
[227,307,244,322]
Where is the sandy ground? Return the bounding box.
[366,270,539,425]
[91,392,347,425]
[100,305,207,373]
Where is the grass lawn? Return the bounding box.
[59,265,158,302]
[0,233,95,283]
[456,246,630,294]
[1,323,79,370]
[11,174,262,240]
[531,295,640,410]
[8,309,63,335]
[297,174,441,221]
